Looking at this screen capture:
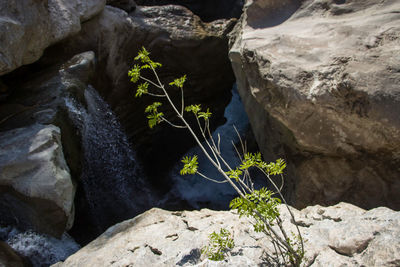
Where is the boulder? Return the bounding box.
[0,0,105,75]
[0,241,26,267]
[229,0,400,209]
[0,52,97,237]
[0,124,74,238]
[53,203,400,266]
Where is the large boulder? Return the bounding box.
[53,203,400,266]
[0,0,105,75]
[229,0,400,209]
[0,124,74,238]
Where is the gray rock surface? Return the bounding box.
[0,52,96,237]
[0,0,105,75]
[0,124,74,238]
[53,203,400,266]
[229,0,400,209]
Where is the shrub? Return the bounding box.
[129,47,304,266]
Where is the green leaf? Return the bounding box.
[198,108,212,120]
[128,65,141,83]
[145,102,162,113]
[184,104,201,115]
[147,112,163,129]
[169,75,187,88]
[135,82,149,97]
[134,47,162,68]
[180,155,198,175]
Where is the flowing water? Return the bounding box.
[166,86,257,209]
[66,85,152,233]
[0,225,80,267]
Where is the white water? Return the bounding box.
[66,86,152,233]
[168,86,252,209]
[0,226,80,267]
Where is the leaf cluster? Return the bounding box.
[145,102,163,129]
[230,188,281,232]
[201,228,234,261]
[180,155,198,175]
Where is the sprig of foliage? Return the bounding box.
[169,75,187,88]
[201,228,234,261]
[230,188,281,231]
[185,104,202,115]
[180,155,199,175]
[145,102,163,128]
[136,82,149,97]
[134,47,162,69]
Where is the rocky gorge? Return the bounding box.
[0,0,399,266]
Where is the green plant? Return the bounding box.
[129,47,304,266]
[201,228,234,261]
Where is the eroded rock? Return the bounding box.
[52,203,400,266]
[229,0,400,209]
[0,124,74,237]
[0,0,105,75]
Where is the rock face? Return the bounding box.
[135,0,244,22]
[0,124,74,238]
[0,0,106,75]
[53,203,400,266]
[229,0,400,209]
[0,52,97,237]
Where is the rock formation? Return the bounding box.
[0,0,106,75]
[229,0,400,209]
[0,52,97,237]
[53,203,400,266]
[135,0,244,22]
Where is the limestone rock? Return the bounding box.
[229,0,400,209]
[53,203,400,266]
[0,124,74,238]
[0,0,105,75]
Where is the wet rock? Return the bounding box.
[229,0,400,209]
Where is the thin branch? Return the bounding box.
[161,116,187,129]
[197,171,229,184]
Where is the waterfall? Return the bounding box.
[66,85,152,233]
[0,225,80,267]
[167,85,259,209]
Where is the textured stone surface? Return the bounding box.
[0,124,74,237]
[0,0,105,75]
[53,203,400,266]
[135,0,244,22]
[0,52,96,237]
[229,0,400,209]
